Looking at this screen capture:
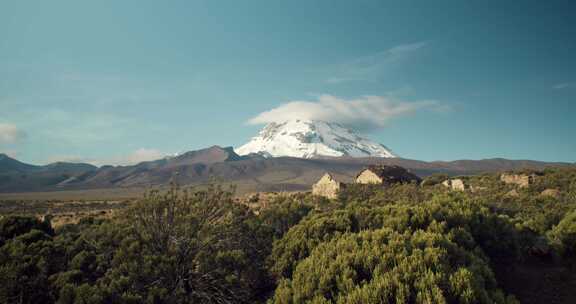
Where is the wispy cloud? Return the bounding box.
[325,41,427,84]
[248,94,444,132]
[0,123,26,144]
[553,82,576,89]
[33,109,135,144]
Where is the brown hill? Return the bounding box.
[0,147,572,194]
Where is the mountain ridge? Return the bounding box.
[0,146,573,194]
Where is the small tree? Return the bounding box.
[122,183,244,303]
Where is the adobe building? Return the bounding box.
[312,173,345,199]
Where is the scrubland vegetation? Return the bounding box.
[1,168,576,303]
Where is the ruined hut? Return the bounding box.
[312,173,345,199]
[355,165,421,185]
[500,173,537,188]
[442,178,468,191]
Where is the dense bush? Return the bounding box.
[338,182,434,206]
[269,196,520,281]
[1,168,575,303]
[273,228,517,304]
[0,185,274,304]
[259,194,314,239]
[549,209,576,262]
[0,227,61,303]
[0,215,53,246]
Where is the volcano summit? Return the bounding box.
[235,120,396,159]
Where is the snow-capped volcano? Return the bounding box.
[235,120,396,159]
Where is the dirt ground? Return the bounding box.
[0,188,303,227]
[0,199,132,227]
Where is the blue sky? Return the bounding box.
[1,0,575,165]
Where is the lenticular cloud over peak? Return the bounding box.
[247,94,439,132]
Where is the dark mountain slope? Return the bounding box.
[0,154,97,192]
[0,153,39,173]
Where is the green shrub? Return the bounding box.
[549,209,576,261]
[269,197,520,281]
[273,228,518,304]
[0,215,53,246]
[259,195,314,239]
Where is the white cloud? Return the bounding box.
[46,148,166,166]
[0,123,26,144]
[248,94,443,132]
[326,41,427,84]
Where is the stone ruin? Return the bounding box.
[312,173,345,199]
[442,179,468,191]
[500,173,537,188]
[312,165,421,199]
[355,165,421,185]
